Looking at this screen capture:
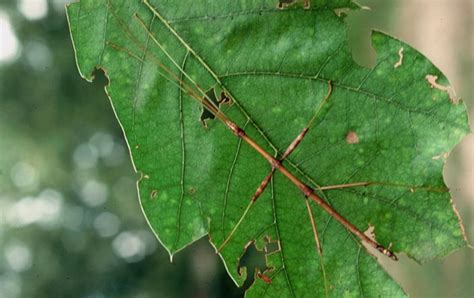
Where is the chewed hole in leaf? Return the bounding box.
[425,74,459,104]
[334,8,350,17]
[264,241,280,255]
[238,242,269,291]
[200,89,233,127]
[200,89,219,126]
[277,0,310,10]
[219,91,233,105]
[90,67,109,86]
[263,235,281,255]
[277,0,294,9]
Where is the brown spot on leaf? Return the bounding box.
[425,74,459,104]
[237,242,270,289]
[188,187,196,195]
[257,271,272,284]
[394,47,404,68]
[150,189,158,200]
[345,131,359,144]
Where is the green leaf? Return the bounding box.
[67,0,469,296]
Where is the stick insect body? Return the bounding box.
[107,4,400,261]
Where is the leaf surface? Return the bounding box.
[67,0,469,296]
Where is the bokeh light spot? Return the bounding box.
[80,180,108,207]
[111,230,157,263]
[112,231,147,263]
[93,212,120,237]
[18,0,48,21]
[0,273,22,298]
[5,189,63,228]
[4,242,33,272]
[0,12,20,63]
[24,40,52,71]
[73,143,99,169]
[9,161,39,189]
[89,132,114,158]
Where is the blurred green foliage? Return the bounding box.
[0,1,242,297]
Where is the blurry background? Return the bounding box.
[0,0,472,297]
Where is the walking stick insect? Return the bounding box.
[106,0,404,261]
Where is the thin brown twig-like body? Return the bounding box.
[305,198,329,296]
[251,172,273,203]
[217,127,309,252]
[106,2,224,122]
[108,7,398,260]
[218,82,331,251]
[253,127,309,202]
[251,79,333,204]
[229,124,398,260]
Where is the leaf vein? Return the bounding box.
[144,0,281,155]
[220,71,445,117]
[221,120,248,237]
[98,1,110,65]
[270,179,296,297]
[130,15,154,168]
[173,50,190,250]
[356,246,366,298]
